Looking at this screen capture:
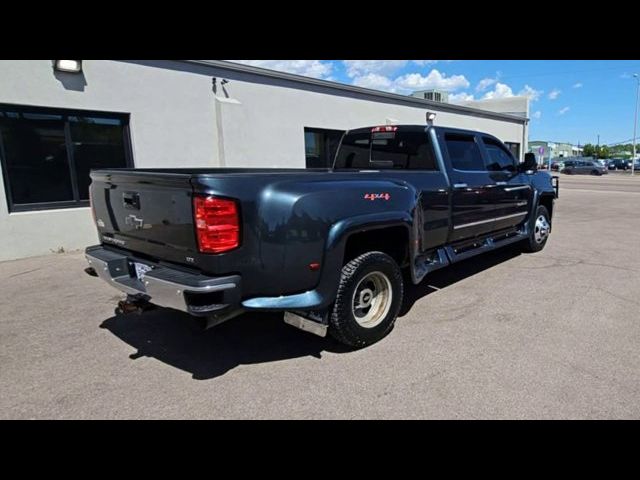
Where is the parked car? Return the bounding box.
[561,160,607,175]
[550,161,563,172]
[84,125,557,348]
[608,158,630,170]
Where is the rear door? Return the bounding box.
[480,136,532,231]
[438,129,500,242]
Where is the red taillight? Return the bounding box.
[371,126,398,133]
[193,196,240,254]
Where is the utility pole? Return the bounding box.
[597,134,600,161]
[633,74,639,176]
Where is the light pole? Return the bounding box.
[633,74,640,176]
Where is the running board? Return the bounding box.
[445,227,528,263]
[413,248,450,283]
[413,225,529,283]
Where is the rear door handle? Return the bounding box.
[453,183,468,189]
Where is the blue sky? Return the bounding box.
[232,60,640,146]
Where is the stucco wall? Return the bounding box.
[0,60,526,261]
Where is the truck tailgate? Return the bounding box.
[90,170,198,265]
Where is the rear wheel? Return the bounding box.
[522,205,551,253]
[329,251,403,348]
[591,169,601,176]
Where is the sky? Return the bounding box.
[231,60,640,146]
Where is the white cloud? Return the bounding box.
[343,60,443,78]
[518,84,543,101]
[480,82,543,102]
[449,91,475,102]
[229,60,333,79]
[532,110,542,119]
[394,69,470,92]
[476,77,498,92]
[548,88,561,100]
[558,106,570,115]
[343,60,409,78]
[572,82,583,88]
[412,60,441,66]
[352,73,397,92]
[482,82,514,99]
[351,68,470,95]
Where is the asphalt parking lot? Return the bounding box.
[2,174,640,419]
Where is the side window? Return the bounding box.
[371,131,437,170]
[334,132,370,169]
[444,133,485,171]
[482,137,516,172]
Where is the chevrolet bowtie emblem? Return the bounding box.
[125,214,144,229]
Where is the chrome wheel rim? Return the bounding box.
[534,215,550,244]
[351,271,393,328]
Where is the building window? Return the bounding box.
[505,142,520,161]
[0,105,132,212]
[304,127,344,168]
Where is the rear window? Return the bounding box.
[334,132,370,169]
[334,129,437,170]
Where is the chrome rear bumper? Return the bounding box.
[85,246,241,316]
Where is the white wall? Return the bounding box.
[218,80,525,168]
[0,60,526,261]
[0,60,221,260]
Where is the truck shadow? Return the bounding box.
[100,310,351,380]
[399,245,522,316]
[100,245,522,380]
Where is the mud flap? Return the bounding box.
[284,310,328,337]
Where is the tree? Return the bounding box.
[597,145,610,159]
[582,143,595,157]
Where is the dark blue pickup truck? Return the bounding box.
[85,125,557,348]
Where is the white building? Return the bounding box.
[0,60,529,261]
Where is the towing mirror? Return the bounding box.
[521,152,537,172]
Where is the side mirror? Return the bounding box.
[521,152,537,172]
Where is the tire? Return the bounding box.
[329,251,403,348]
[522,205,551,253]
[591,170,600,176]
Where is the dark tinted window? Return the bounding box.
[483,137,516,171]
[371,131,437,170]
[335,129,437,170]
[70,116,127,200]
[0,106,131,211]
[445,133,485,171]
[334,132,371,169]
[304,127,344,168]
[0,112,74,204]
[505,142,520,160]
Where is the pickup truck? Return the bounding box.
[85,125,558,348]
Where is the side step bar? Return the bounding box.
[413,225,529,283]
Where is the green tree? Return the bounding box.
[597,145,610,159]
[582,143,595,157]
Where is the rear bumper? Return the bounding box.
[85,246,242,316]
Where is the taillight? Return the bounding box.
[193,196,240,254]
